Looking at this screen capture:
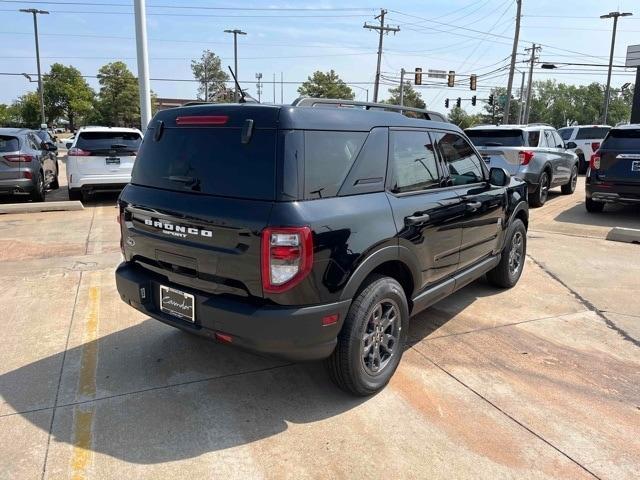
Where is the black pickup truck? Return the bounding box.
[115,99,529,395]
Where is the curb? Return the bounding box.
[0,201,84,214]
[606,227,640,245]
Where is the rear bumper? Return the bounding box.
[0,178,35,195]
[115,262,351,362]
[68,173,130,191]
[586,181,640,204]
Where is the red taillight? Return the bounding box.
[591,142,600,152]
[261,226,313,293]
[68,147,91,156]
[590,152,601,170]
[175,115,229,126]
[3,154,33,162]
[518,150,535,165]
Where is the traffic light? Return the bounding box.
[471,95,477,106]
[488,94,494,106]
[456,97,461,108]
[470,74,477,91]
[414,67,422,86]
[447,70,455,87]
[445,98,449,108]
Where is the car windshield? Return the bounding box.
[76,131,142,152]
[0,135,20,152]
[465,129,525,147]
[576,127,610,140]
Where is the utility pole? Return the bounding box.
[364,9,400,102]
[399,68,405,110]
[273,73,276,104]
[133,0,152,131]
[517,70,526,124]
[523,44,540,124]
[503,0,522,124]
[224,29,247,102]
[255,73,262,102]
[20,8,48,127]
[601,11,633,124]
[280,72,284,104]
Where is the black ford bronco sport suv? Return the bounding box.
[115,98,529,396]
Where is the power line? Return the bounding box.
[0,1,375,11]
[363,9,400,102]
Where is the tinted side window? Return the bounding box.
[0,136,20,152]
[542,130,554,148]
[552,131,564,148]
[433,132,485,185]
[527,130,541,147]
[388,130,441,194]
[304,131,367,199]
[558,128,574,140]
[27,134,40,150]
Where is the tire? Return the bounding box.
[585,197,604,213]
[68,188,82,201]
[326,274,409,396]
[529,171,550,208]
[486,219,527,289]
[577,154,587,174]
[561,164,578,195]
[30,172,45,202]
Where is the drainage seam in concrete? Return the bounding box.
[40,270,84,480]
[527,254,640,348]
[2,363,295,421]
[410,347,602,480]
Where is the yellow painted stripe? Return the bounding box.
[70,282,101,479]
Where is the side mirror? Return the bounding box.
[40,141,50,151]
[65,142,73,149]
[565,141,577,149]
[489,167,510,187]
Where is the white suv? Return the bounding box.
[558,125,610,174]
[66,126,142,200]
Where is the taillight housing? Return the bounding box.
[261,227,313,293]
[68,147,91,156]
[590,151,601,170]
[518,150,535,165]
[591,142,600,152]
[3,154,33,162]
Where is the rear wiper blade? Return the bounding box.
[164,175,201,191]
[483,142,503,146]
[110,144,129,149]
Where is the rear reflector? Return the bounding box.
[3,154,33,162]
[215,332,233,343]
[22,171,32,179]
[322,314,339,326]
[175,115,229,126]
[518,150,535,166]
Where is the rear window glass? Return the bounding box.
[576,127,610,140]
[76,131,142,152]
[601,128,640,150]
[132,127,276,200]
[558,128,574,140]
[0,136,19,152]
[304,131,367,199]
[465,130,525,147]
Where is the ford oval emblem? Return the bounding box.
[126,237,136,247]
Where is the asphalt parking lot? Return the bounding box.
[1,167,639,479]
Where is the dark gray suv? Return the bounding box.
[0,128,59,202]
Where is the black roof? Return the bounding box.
[151,103,459,133]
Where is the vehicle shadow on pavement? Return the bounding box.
[0,321,370,463]
[554,202,640,229]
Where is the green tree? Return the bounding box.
[10,93,41,128]
[448,106,480,129]
[297,70,354,100]
[96,61,140,127]
[480,87,519,124]
[385,82,425,109]
[43,63,94,130]
[191,50,230,102]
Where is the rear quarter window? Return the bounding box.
[558,128,574,141]
[0,136,19,152]
[304,131,367,199]
[601,129,640,150]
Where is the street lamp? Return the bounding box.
[351,85,370,102]
[600,11,633,124]
[224,29,247,102]
[20,8,49,127]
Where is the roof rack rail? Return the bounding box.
[291,97,447,122]
[527,122,553,127]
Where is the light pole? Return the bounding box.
[601,11,633,124]
[20,8,48,127]
[255,73,263,102]
[133,0,152,132]
[224,29,247,102]
[351,85,369,102]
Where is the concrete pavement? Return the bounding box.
[0,178,638,479]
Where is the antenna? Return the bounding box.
[228,66,247,103]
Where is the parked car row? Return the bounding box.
[0,127,59,202]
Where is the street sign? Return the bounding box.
[498,94,508,106]
[427,69,446,79]
[626,44,640,67]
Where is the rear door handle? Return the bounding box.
[405,213,431,225]
[465,201,482,212]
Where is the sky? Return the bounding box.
[1,0,639,116]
